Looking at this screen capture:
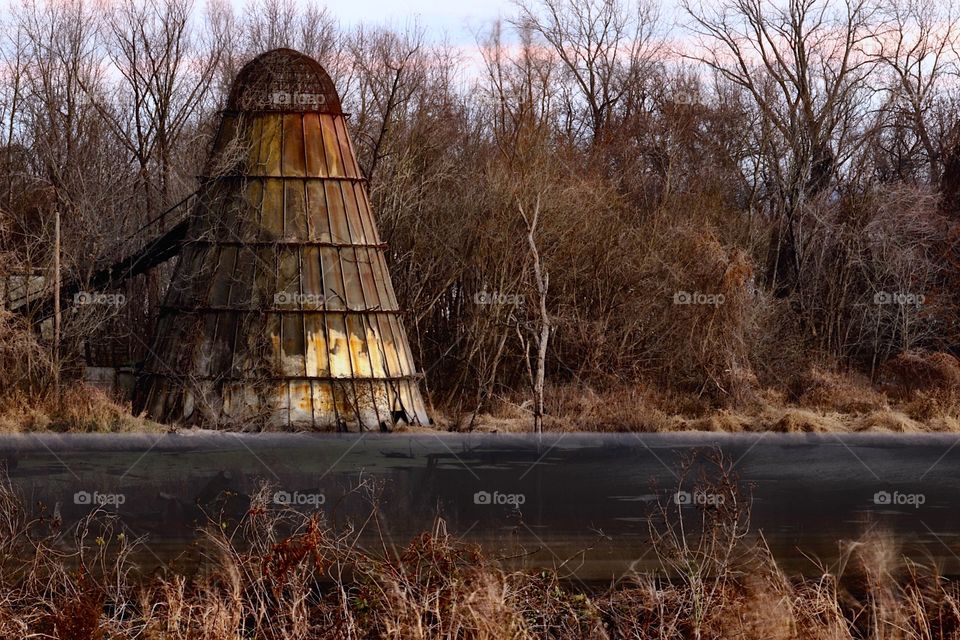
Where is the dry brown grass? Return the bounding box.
[0,472,955,639]
[447,358,960,433]
[0,384,163,433]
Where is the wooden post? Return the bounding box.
[53,204,61,400]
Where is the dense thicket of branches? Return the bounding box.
[1,0,958,420]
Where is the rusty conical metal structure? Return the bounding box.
[135,49,429,430]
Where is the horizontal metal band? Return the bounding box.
[196,174,367,183]
[156,306,405,315]
[179,238,388,249]
[139,373,424,383]
[218,109,354,118]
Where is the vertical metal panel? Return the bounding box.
[367,249,393,310]
[259,114,282,176]
[340,248,366,310]
[341,182,369,245]
[243,180,265,241]
[375,251,400,310]
[326,314,353,378]
[355,185,383,245]
[281,114,305,177]
[305,181,331,242]
[209,246,238,306]
[245,116,264,175]
[319,114,343,177]
[227,247,256,306]
[304,313,329,377]
[365,318,387,377]
[346,314,372,377]
[355,248,382,310]
[283,180,308,239]
[211,311,238,375]
[278,247,299,300]
[318,246,345,310]
[324,182,350,244]
[303,113,328,177]
[377,314,404,377]
[281,313,305,376]
[333,116,361,179]
[261,179,284,238]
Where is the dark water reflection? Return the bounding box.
[3,432,959,580]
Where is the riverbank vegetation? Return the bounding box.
[0,477,956,638]
[1,0,959,431]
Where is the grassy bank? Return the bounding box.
[0,480,956,639]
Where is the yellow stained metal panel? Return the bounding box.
[375,251,400,310]
[258,113,282,176]
[281,313,305,376]
[304,313,329,376]
[385,314,413,376]
[303,113,328,177]
[355,247,382,310]
[311,381,334,417]
[319,114,343,176]
[340,248,366,310]
[283,180,308,239]
[278,247,300,304]
[250,247,276,307]
[346,314,372,377]
[356,186,383,245]
[341,181,369,244]
[243,180,265,240]
[289,381,314,425]
[333,115,360,178]
[375,314,403,376]
[326,314,353,377]
[325,182,350,243]
[367,247,392,310]
[212,311,238,374]
[227,246,256,307]
[301,245,322,300]
[208,246,238,306]
[318,246,345,310]
[261,178,284,238]
[269,382,291,430]
[245,116,264,174]
[305,180,331,242]
[281,114,306,177]
[365,318,388,378]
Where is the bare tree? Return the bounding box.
[683,0,879,293]
[513,0,663,143]
[517,193,551,433]
[872,0,958,184]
